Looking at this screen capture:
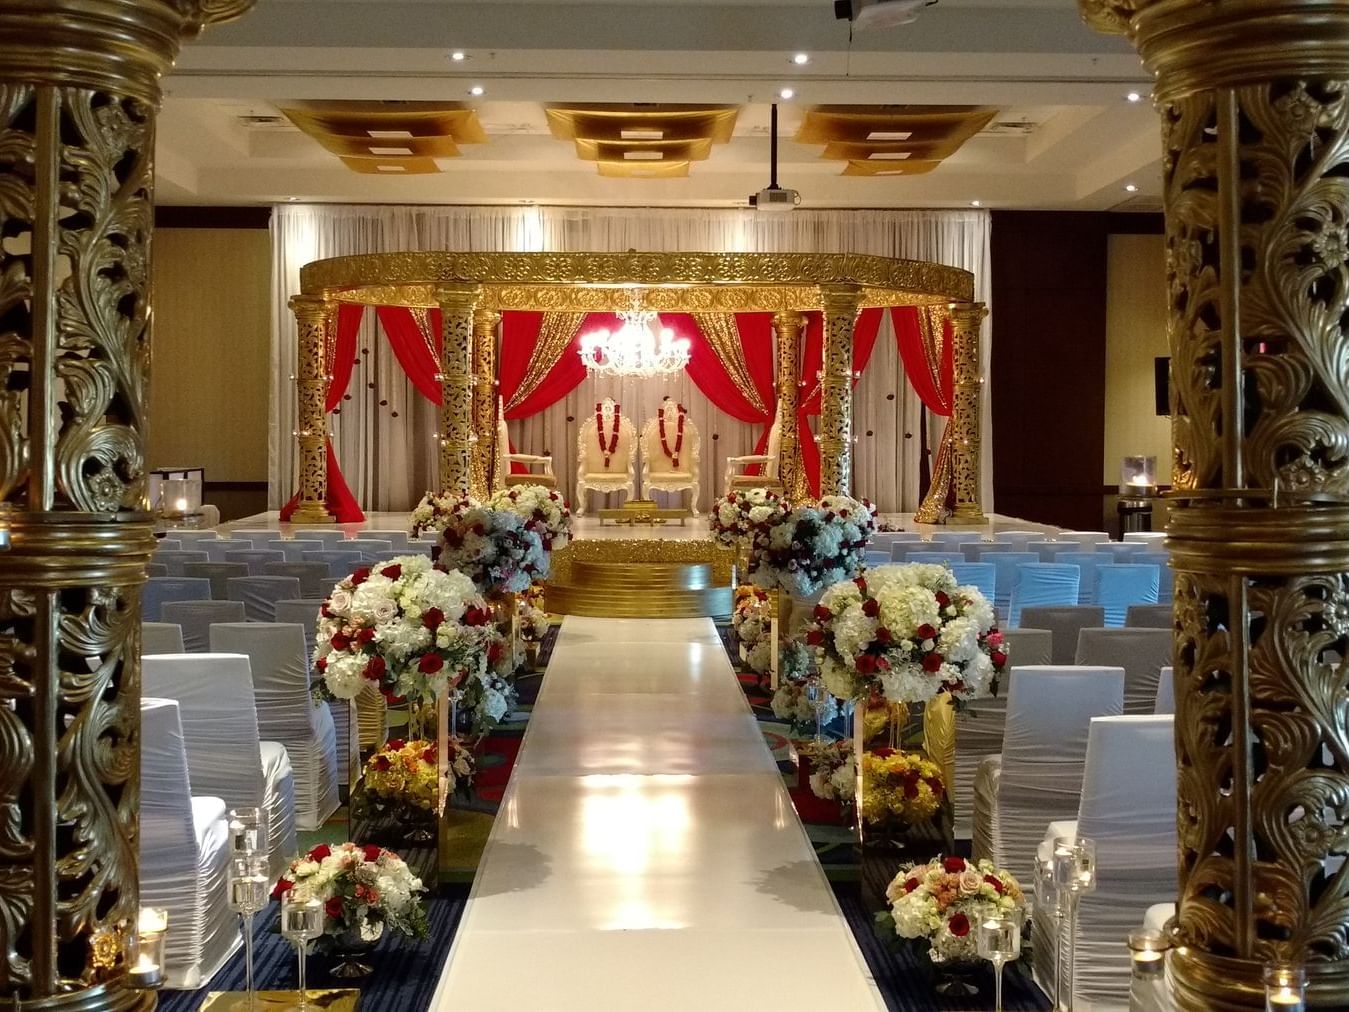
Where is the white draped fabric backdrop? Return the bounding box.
[269,205,993,516]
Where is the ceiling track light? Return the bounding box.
[469,86,484,97]
[792,52,810,65]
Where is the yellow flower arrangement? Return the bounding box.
[860,750,944,829]
[364,737,473,811]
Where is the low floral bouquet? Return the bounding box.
[272,843,429,947]
[488,484,572,552]
[362,737,475,813]
[437,498,548,592]
[409,491,471,539]
[805,563,1006,707]
[312,555,504,707]
[518,583,552,643]
[710,487,789,548]
[876,855,1026,967]
[859,748,945,832]
[749,495,877,597]
[732,586,774,673]
[800,738,856,803]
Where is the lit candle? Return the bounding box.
[174,497,188,513]
[138,907,168,935]
[1264,963,1306,1012]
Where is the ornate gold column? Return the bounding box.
[0,2,254,1009]
[947,302,988,525]
[289,295,336,524]
[818,285,862,497]
[772,311,808,502]
[1081,2,1349,1007]
[470,307,501,499]
[437,285,481,497]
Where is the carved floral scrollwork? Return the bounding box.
[0,83,35,505]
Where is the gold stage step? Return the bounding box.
[544,538,735,619]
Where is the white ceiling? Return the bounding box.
[158,0,1163,209]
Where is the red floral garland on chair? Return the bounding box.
[596,401,621,468]
[659,401,687,469]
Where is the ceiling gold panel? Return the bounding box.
[546,104,738,177]
[281,101,487,175]
[796,105,998,175]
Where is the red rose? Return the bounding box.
[423,607,445,630]
[309,844,331,861]
[271,878,294,900]
[472,523,486,537]
[356,627,375,646]
[854,576,867,592]
[991,650,1008,667]
[922,651,944,673]
[813,605,833,623]
[325,896,344,919]
[386,739,405,751]
[320,603,331,618]
[363,845,383,863]
[948,912,970,937]
[330,632,351,651]
[856,654,878,675]
[806,629,825,646]
[903,781,919,799]
[862,598,880,618]
[316,657,327,672]
[875,627,892,644]
[943,856,966,874]
[363,656,386,681]
[418,653,444,674]
[935,591,950,608]
[373,754,391,771]
[984,874,1005,895]
[465,606,491,627]
[903,877,920,893]
[380,564,402,581]
[488,640,505,664]
[351,567,371,587]
[422,747,436,764]
[916,624,938,641]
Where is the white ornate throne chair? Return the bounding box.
[575,397,637,517]
[640,400,701,517]
[494,397,555,491]
[724,401,784,494]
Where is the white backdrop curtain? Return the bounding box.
[270,205,992,514]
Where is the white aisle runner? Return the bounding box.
[431,616,885,1011]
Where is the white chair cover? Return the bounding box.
[266,539,326,562]
[165,530,219,546]
[202,539,255,562]
[182,562,249,600]
[957,540,991,563]
[227,575,303,621]
[991,531,1041,551]
[1096,563,1161,626]
[1124,532,1168,546]
[161,599,247,653]
[139,698,237,989]
[950,562,996,602]
[640,404,701,516]
[142,653,298,882]
[978,552,1040,612]
[342,539,395,559]
[1075,627,1174,716]
[1008,564,1081,628]
[1126,603,1173,629]
[575,398,637,516]
[1057,530,1111,548]
[1096,541,1141,563]
[146,563,168,578]
[971,665,1125,880]
[302,549,365,579]
[154,539,183,552]
[873,532,922,553]
[927,531,974,549]
[262,561,332,598]
[1154,665,1175,714]
[153,549,209,577]
[864,550,890,566]
[223,549,286,576]
[1017,605,1105,665]
[1054,551,1105,604]
[143,578,212,621]
[906,550,963,566]
[1033,715,1178,1008]
[209,623,339,831]
[362,529,411,549]
[298,530,349,548]
[142,622,185,654]
[229,530,283,548]
[1026,540,1069,562]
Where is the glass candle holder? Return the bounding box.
[977,912,1021,1012]
[281,893,325,1012]
[228,854,271,1004]
[1128,928,1168,980]
[228,807,266,859]
[129,907,168,989]
[1264,963,1306,1012]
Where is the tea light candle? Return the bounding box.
[130,906,168,989]
[1128,928,1168,980]
[1264,963,1306,1012]
[174,497,188,513]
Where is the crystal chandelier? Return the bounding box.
[578,303,691,378]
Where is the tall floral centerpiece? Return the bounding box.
[409,491,470,540]
[436,498,547,593]
[731,586,774,674]
[488,484,572,554]
[804,563,1006,707]
[711,487,789,549]
[748,495,877,598]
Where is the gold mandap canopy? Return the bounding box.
[288,250,987,524]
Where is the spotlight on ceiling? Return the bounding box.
[792,52,810,65]
[450,51,467,62]
[469,86,485,97]
[970,200,982,207]
[779,88,795,100]
[1126,91,1143,102]
[1125,183,1139,193]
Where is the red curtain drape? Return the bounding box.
[375,306,443,404]
[503,312,596,421]
[892,306,955,508]
[281,302,366,523]
[796,307,883,496]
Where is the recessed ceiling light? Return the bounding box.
[286,196,301,202]
[368,129,414,139]
[778,88,795,100]
[792,53,810,65]
[867,151,912,160]
[450,51,466,62]
[623,150,664,161]
[469,85,484,97]
[369,146,414,156]
[970,200,982,207]
[621,128,664,141]
[1125,183,1139,192]
[376,165,407,173]
[1126,91,1143,102]
[867,130,912,141]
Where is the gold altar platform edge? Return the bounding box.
[543,538,735,619]
[200,989,360,1011]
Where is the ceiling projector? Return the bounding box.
[834,0,938,30]
[749,186,801,212]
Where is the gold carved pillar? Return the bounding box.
[0,1,254,1009]
[947,302,988,526]
[772,311,808,502]
[818,285,862,497]
[1081,2,1349,1007]
[289,295,336,524]
[470,308,501,499]
[437,286,481,497]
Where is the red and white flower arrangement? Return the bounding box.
[409,491,471,539]
[518,583,552,644]
[732,586,774,673]
[436,498,547,592]
[799,738,856,803]
[272,843,428,945]
[877,855,1026,965]
[312,554,503,708]
[487,484,572,553]
[710,487,790,549]
[804,563,1006,706]
[749,495,877,597]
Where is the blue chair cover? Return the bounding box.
[950,562,996,602]
[202,539,255,562]
[958,541,991,562]
[142,577,212,622]
[983,552,1041,611]
[905,551,965,566]
[865,550,891,567]
[1096,542,1141,563]
[1096,564,1161,626]
[926,531,973,550]
[1054,552,1106,605]
[990,531,1041,551]
[1026,540,1072,562]
[1131,551,1172,601]
[1008,563,1082,628]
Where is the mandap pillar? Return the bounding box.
[437,285,481,497]
[1082,1,1349,1007]
[947,302,989,525]
[289,295,336,524]
[818,285,862,497]
[772,311,809,502]
[0,1,254,1010]
[470,308,501,499]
